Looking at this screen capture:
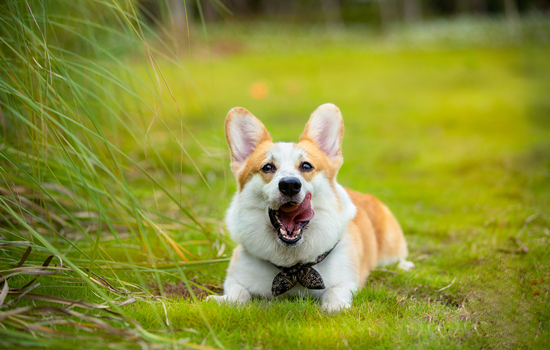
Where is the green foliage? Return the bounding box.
[0,0,225,347]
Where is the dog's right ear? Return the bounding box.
[225,107,272,172]
[300,103,344,167]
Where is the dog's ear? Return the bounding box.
[225,107,272,171]
[300,103,344,164]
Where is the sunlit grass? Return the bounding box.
[120,37,550,349]
[1,2,549,348]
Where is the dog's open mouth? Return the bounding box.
[268,192,315,245]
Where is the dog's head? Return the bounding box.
[225,103,347,249]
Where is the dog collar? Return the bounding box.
[270,242,338,297]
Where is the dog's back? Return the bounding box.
[345,189,412,286]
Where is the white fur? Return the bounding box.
[208,235,359,312]
[209,138,358,312]
[225,142,356,267]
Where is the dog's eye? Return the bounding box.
[300,162,314,172]
[261,163,276,173]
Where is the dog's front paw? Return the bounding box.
[321,299,351,313]
[321,283,356,313]
[206,295,228,304]
[397,259,415,271]
[206,291,251,305]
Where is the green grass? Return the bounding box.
[1,2,550,349]
[123,40,550,349]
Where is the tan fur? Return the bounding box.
[235,141,275,191]
[224,108,273,191]
[296,139,342,210]
[295,139,339,182]
[345,189,409,286]
[298,108,407,284]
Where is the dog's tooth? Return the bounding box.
[295,229,301,235]
[280,228,285,235]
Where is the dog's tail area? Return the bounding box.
[374,202,415,271]
[347,189,414,271]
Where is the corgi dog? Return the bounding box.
[208,103,414,312]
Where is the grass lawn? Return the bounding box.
[125,38,550,349]
[2,14,550,350]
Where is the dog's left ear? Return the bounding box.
[225,107,272,173]
[300,103,344,165]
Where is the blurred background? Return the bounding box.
[1,0,549,348]
[142,0,549,26]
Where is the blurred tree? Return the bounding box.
[504,0,519,21]
[403,0,422,22]
[170,0,193,31]
[456,0,470,13]
[150,0,550,27]
[229,0,252,16]
[380,0,399,30]
[321,0,344,26]
[198,0,219,21]
[471,0,488,14]
[261,0,296,18]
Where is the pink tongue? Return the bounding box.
[278,192,314,231]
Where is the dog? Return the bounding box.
[207,103,414,312]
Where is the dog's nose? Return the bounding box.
[279,177,302,196]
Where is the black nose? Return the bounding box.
[279,177,302,196]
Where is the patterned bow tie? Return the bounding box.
[271,243,338,297]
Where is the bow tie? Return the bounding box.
[270,243,337,297]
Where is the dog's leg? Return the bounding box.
[320,282,357,313]
[207,245,275,305]
[206,275,251,305]
[397,259,415,271]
